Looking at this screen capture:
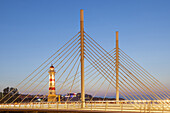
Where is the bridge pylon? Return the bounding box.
[80,9,85,108]
[116,31,119,102]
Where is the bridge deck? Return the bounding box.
[0,101,170,113]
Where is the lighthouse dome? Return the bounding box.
[50,65,54,70]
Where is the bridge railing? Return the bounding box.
[0,100,169,112]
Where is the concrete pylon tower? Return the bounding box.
[116,31,119,102]
[48,65,57,102]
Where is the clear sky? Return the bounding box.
[0,0,170,93]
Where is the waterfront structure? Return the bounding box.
[48,65,56,102]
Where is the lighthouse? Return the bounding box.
[48,65,57,102]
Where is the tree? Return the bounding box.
[3,87,18,95]
[1,87,19,103]
[3,87,10,95]
[10,87,19,95]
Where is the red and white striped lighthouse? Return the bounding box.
[48,65,57,102]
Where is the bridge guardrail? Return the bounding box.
[0,100,169,112]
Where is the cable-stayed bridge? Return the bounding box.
[0,10,169,113]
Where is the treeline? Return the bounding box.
[0,87,20,103]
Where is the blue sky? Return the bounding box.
[0,0,170,93]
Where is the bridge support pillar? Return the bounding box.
[80,9,85,108]
[116,31,119,103]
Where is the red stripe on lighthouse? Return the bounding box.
[50,79,55,81]
[49,87,55,90]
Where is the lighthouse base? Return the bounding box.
[48,94,57,102]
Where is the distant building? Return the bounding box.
[19,94,45,102]
[64,93,92,101]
